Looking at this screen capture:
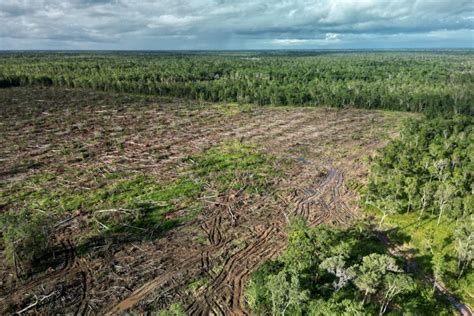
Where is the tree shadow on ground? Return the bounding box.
[412,254,434,275]
[16,203,182,280]
[386,227,411,246]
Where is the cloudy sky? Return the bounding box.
[1,0,473,50]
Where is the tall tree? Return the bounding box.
[267,271,309,316]
[454,217,474,278]
[435,183,455,225]
[353,254,401,304]
[379,274,414,315]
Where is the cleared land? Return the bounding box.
[0,87,409,314]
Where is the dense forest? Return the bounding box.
[367,116,472,226]
[0,51,473,115]
[365,116,473,307]
[245,220,452,315]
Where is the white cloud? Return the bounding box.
[271,33,341,46]
[0,0,472,49]
[272,39,312,45]
[325,33,338,41]
[147,15,203,29]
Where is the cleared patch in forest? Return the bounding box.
[0,87,410,314]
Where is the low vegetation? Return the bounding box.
[0,141,279,275]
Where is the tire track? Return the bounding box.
[183,167,346,315]
[106,110,370,315]
[105,234,236,315]
[0,238,78,309]
[202,215,224,246]
[0,238,95,315]
[188,225,285,315]
[10,171,353,316]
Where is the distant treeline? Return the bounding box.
[0,52,472,114]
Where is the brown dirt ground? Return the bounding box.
[0,87,410,315]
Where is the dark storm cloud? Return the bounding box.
[0,0,473,49]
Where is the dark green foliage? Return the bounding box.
[0,52,472,114]
[307,298,366,316]
[245,221,446,315]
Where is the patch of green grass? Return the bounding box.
[101,176,202,235]
[364,207,474,307]
[211,263,223,276]
[351,132,362,140]
[193,233,209,245]
[155,303,186,316]
[187,277,209,294]
[192,140,279,194]
[346,179,364,193]
[1,140,281,269]
[214,102,253,117]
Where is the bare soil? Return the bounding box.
[0,87,408,314]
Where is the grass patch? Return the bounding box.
[0,140,280,270]
[187,277,209,294]
[193,233,209,245]
[364,207,474,307]
[191,140,280,194]
[215,102,254,117]
[155,303,186,316]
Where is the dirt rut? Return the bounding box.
[108,166,356,315]
[1,88,404,314]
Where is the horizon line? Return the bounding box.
[1,48,473,52]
